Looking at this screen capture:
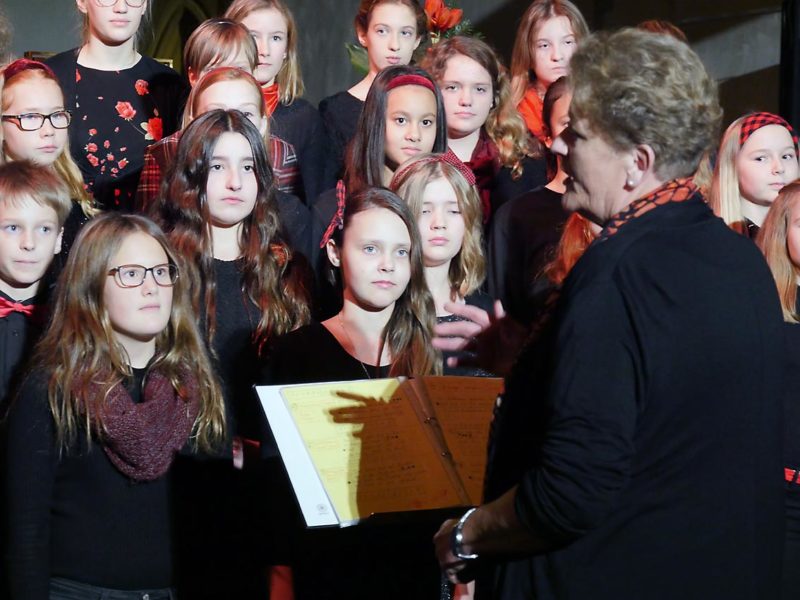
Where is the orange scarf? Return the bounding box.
[262,83,280,116]
[517,87,546,144]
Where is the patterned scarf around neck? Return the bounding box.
[86,367,200,481]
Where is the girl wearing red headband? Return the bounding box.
[710,112,800,238]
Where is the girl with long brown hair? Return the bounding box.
[262,185,441,598]
[4,212,225,598]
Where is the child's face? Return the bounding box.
[531,15,576,90]
[736,124,799,206]
[205,132,258,229]
[547,92,571,144]
[440,53,494,140]
[103,231,173,352]
[329,207,411,311]
[0,195,62,300]
[76,0,147,46]
[358,2,421,74]
[2,78,68,166]
[384,85,437,171]
[241,7,288,87]
[418,176,465,268]
[194,80,266,135]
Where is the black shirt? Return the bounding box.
[484,194,785,600]
[4,368,173,598]
[488,186,569,323]
[318,91,363,182]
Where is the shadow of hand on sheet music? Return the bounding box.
[329,390,417,520]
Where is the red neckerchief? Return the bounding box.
[465,129,500,223]
[599,178,698,240]
[262,83,280,116]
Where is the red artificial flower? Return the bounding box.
[143,117,163,141]
[115,101,136,121]
[425,0,462,33]
[87,153,99,167]
[135,79,149,95]
[86,142,97,153]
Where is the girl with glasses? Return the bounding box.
[0,59,99,272]
[4,212,226,599]
[45,0,185,212]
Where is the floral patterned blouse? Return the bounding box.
[47,50,185,212]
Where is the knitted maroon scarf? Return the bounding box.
[86,368,200,481]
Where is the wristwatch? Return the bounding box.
[451,507,479,560]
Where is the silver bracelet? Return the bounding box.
[451,507,479,560]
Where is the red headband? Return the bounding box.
[739,112,799,152]
[385,73,436,94]
[391,149,477,187]
[2,58,57,82]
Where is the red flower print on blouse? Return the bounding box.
[86,142,98,153]
[88,128,97,136]
[142,117,163,141]
[104,140,110,149]
[75,69,81,83]
[135,79,149,96]
[106,153,115,162]
[118,158,129,169]
[87,153,99,167]
[115,101,136,121]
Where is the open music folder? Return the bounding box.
[256,376,503,528]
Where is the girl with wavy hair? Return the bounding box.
[1,59,99,268]
[225,0,334,204]
[4,212,225,598]
[509,0,589,144]
[319,0,427,177]
[422,35,546,221]
[710,112,799,239]
[45,0,184,211]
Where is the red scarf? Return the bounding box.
[262,83,280,116]
[465,129,500,223]
[600,178,698,240]
[85,367,200,481]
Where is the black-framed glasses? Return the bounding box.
[108,264,179,288]
[94,0,146,6]
[1,110,71,131]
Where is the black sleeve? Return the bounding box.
[487,201,513,307]
[514,278,639,543]
[3,376,57,600]
[294,105,337,205]
[275,191,311,263]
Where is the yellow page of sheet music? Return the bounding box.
[421,376,504,505]
[281,379,464,524]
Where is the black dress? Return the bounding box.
[487,186,569,323]
[481,192,785,599]
[782,315,800,599]
[272,99,336,205]
[261,322,442,600]
[47,50,185,212]
[318,91,364,182]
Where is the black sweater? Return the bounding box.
[3,369,173,598]
[272,99,336,205]
[484,194,785,600]
[317,91,363,182]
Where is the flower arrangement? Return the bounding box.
[347,0,480,74]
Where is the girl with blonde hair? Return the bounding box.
[4,212,225,598]
[422,35,547,221]
[710,112,799,238]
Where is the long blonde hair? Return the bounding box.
[509,0,589,105]
[757,182,800,323]
[225,0,305,104]
[34,213,226,452]
[390,154,485,298]
[422,36,541,178]
[0,63,98,218]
